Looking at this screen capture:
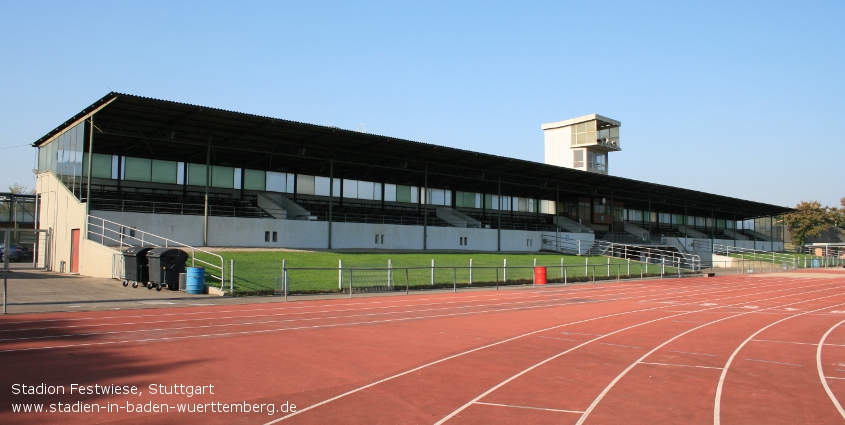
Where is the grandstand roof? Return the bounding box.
[32,92,791,220]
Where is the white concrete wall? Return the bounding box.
[36,172,89,273]
[80,238,119,278]
[684,238,783,253]
[544,126,571,168]
[89,210,547,252]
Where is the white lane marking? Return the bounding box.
[265,278,836,424]
[538,336,578,342]
[0,298,577,344]
[751,339,820,346]
[669,350,717,357]
[0,279,727,332]
[263,305,676,425]
[0,299,627,353]
[745,358,803,367]
[562,332,605,336]
[600,343,643,349]
[434,286,839,425]
[582,294,845,425]
[3,274,806,332]
[432,282,845,425]
[6,276,812,348]
[0,281,666,327]
[817,318,845,420]
[715,302,845,425]
[825,376,845,380]
[473,401,583,414]
[639,362,723,370]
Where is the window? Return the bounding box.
[265,231,270,242]
[587,151,607,173]
[272,232,278,242]
[573,150,584,168]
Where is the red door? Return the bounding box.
[70,229,80,273]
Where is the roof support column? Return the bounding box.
[770,215,774,251]
[293,174,298,202]
[754,218,758,252]
[203,139,211,247]
[328,161,334,249]
[733,211,737,248]
[497,174,501,252]
[710,207,715,253]
[684,202,689,250]
[181,162,188,197]
[610,191,614,235]
[85,116,94,215]
[647,197,652,240]
[555,183,560,252]
[423,164,428,250]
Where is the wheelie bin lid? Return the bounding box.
[146,248,189,259]
[123,246,154,257]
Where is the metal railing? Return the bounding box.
[87,215,226,289]
[541,235,701,272]
[805,245,845,259]
[275,262,689,299]
[713,244,796,266]
[700,259,798,276]
[90,197,270,218]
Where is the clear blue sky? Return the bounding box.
[1,1,842,208]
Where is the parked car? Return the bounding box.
[0,243,32,262]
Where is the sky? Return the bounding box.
[1,1,842,208]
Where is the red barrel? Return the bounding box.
[534,266,547,285]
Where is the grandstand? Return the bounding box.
[30,93,791,278]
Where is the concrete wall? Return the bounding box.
[80,238,119,278]
[544,126,572,168]
[682,238,783,253]
[89,210,547,252]
[36,172,89,273]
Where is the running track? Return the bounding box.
[2,269,845,424]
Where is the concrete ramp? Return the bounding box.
[554,216,593,234]
[436,207,482,228]
[258,193,313,220]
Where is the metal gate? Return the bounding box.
[2,228,52,314]
[0,228,51,271]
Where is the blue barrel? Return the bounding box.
[186,267,206,294]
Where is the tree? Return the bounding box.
[783,201,835,248]
[8,183,34,194]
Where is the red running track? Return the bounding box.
[2,269,845,424]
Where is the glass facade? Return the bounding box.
[587,151,607,173]
[570,119,620,149]
[37,121,87,200]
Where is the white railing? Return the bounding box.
[713,244,796,267]
[88,215,226,288]
[805,245,845,259]
[542,234,701,272]
[660,236,689,254]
